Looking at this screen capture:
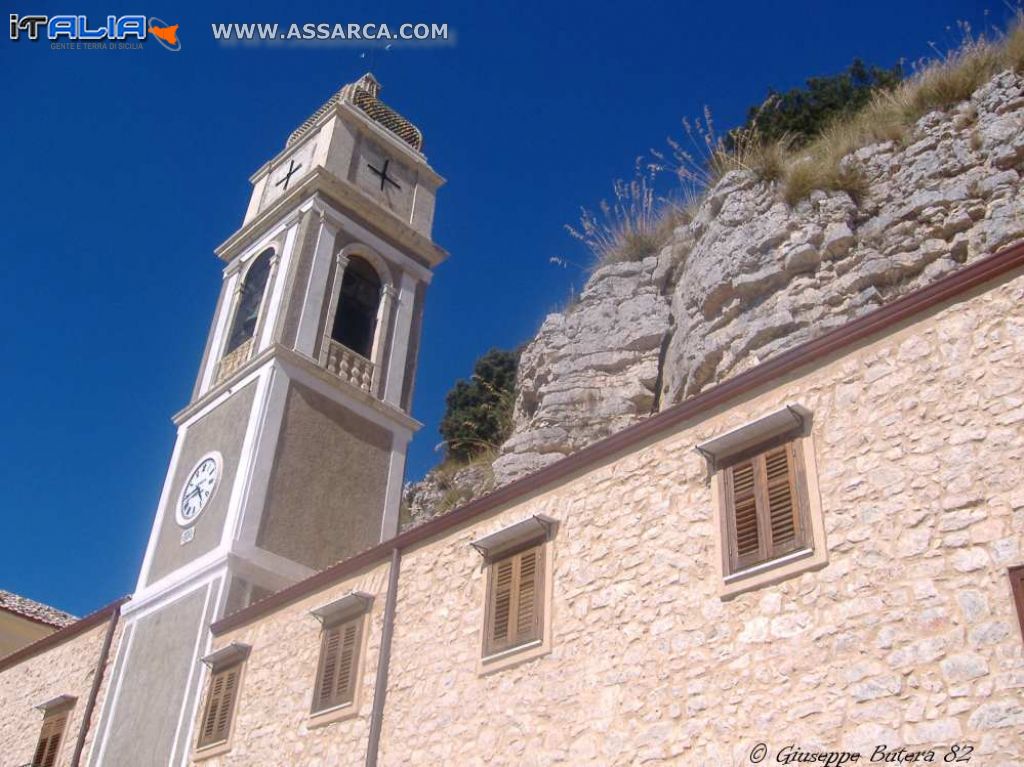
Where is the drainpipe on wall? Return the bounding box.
[69,599,124,767]
[365,546,402,767]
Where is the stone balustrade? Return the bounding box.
[215,338,254,385]
[324,339,374,393]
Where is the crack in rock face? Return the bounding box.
[490,254,674,484]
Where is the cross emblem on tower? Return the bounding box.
[367,158,401,192]
[274,159,302,191]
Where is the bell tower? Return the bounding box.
[89,74,446,767]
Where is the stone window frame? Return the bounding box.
[192,643,250,760]
[472,515,557,675]
[219,244,281,364]
[31,695,76,767]
[307,591,374,728]
[317,243,397,398]
[1009,565,1024,642]
[699,405,829,599]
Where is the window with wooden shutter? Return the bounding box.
[312,615,363,713]
[196,663,242,749]
[32,709,68,767]
[484,543,545,657]
[722,440,809,575]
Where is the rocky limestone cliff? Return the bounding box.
[405,69,1024,523]
[490,255,673,480]
[662,72,1024,404]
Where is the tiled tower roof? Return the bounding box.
[288,73,424,152]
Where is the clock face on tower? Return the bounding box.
[176,452,222,527]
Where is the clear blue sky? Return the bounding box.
[1,1,996,615]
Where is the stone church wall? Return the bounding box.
[76,620,126,767]
[0,617,117,767]
[380,269,1024,766]
[197,560,391,766]
[204,266,1024,764]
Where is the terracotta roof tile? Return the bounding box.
[288,73,424,152]
[0,589,76,628]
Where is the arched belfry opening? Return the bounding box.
[225,248,274,353]
[331,256,382,359]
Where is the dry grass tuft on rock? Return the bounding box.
[781,16,1024,204]
[1007,18,1024,72]
[668,110,793,189]
[569,14,1024,265]
[566,161,682,266]
[432,449,497,515]
[910,25,1007,116]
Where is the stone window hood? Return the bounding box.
[201,642,251,671]
[471,515,557,560]
[35,694,77,712]
[310,592,374,626]
[696,404,812,471]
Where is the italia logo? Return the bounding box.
[148,17,179,50]
[9,13,181,50]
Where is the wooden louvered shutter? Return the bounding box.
[32,711,67,767]
[315,624,342,710]
[197,664,240,748]
[312,616,362,713]
[514,547,542,644]
[489,557,514,651]
[485,544,544,656]
[763,444,802,557]
[726,459,762,571]
[724,441,807,574]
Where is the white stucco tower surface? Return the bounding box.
[88,74,446,766]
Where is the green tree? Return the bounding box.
[439,348,519,462]
[727,58,903,150]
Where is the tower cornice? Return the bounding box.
[173,345,422,434]
[250,101,445,189]
[215,169,448,270]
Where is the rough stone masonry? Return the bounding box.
[204,269,1024,766]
